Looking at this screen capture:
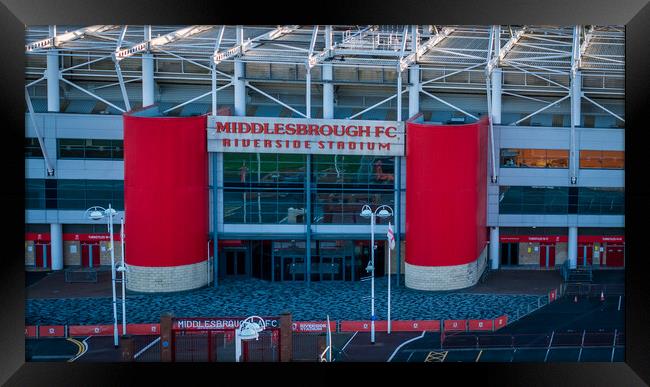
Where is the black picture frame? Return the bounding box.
[1,1,649,385]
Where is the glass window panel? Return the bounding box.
[519,149,547,168]
[25,138,44,158]
[600,151,624,169]
[579,150,603,169]
[545,150,569,168]
[58,139,85,158]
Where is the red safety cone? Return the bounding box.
[600,291,605,302]
[574,295,578,303]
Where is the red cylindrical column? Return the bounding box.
[405,118,488,290]
[123,114,208,292]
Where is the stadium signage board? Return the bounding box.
[207,116,404,156]
[172,317,280,330]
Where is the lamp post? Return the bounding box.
[235,315,267,362]
[118,216,126,336]
[84,204,119,348]
[360,204,393,344]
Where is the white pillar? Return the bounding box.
[570,71,581,184]
[47,51,60,112]
[142,26,154,107]
[142,54,154,106]
[491,68,502,124]
[568,226,578,269]
[234,60,246,116]
[323,64,334,119]
[50,223,63,270]
[408,65,420,118]
[490,227,499,270]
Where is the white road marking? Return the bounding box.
[387,331,426,362]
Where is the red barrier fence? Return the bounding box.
[38,325,65,338]
[443,320,467,332]
[391,320,441,332]
[291,321,336,333]
[468,319,494,332]
[493,315,508,330]
[25,326,38,338]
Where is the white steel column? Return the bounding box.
[568,227,578,269]
[142,26,155,106]
[408,25,420,118]
[491,69,502,124]
[490,226,499,270]
[323,26,334,119]
[50,223,63,270]
[234,60,246,116]
[408,65,420,117]
[47,26,60,112]
[570,71,581,184]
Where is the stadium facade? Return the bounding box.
[24,25,624,292]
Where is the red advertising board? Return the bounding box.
[291,321,336,333]
[468,320,494,332]
[25,326,38,338]
[391,320,441,332]
[38,325,65,337]
[125,324,160,335]
[493,315,508,330]
[68,325,123,336]
[443,320,467,332]
[340,321,388,332]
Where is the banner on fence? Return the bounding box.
[493,315,508,330]
[468,320,494,332]
[292,321,336,333]
[391,320,441,332]
[25,326,38,338]
[340,321,388,332]
[443,320,467,332]
[38,325,65,337]
[68,325,124,337]
[126,324,160,335]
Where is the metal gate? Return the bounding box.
[171,325,281,362]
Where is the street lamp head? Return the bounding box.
[360,205,372,218]
[106,208,117,217]
[377,209,392,218]
[89,210,104,220]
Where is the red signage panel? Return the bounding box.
[468,320,494,332]
[500,235,624,243]
[68,325,123,336]
[339,321,388,332]
[125,324,160,335]
[443,320,467,332]
[391,320,441,332]
[291,321,336,333]
[39,325,65,337]
[493,315,508,330]
[549,289,558,303]
[25,326,38,338]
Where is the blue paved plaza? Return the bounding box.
[26,278,542,325]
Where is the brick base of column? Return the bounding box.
[126,260,208,293]
[405,247,488,291]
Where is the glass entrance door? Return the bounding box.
[224,249,248,277]
[281,256,305,281]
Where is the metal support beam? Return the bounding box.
[50,223,63,270]
[214,25,299,65]
[25,88,55,176]
[26,25,118,51]
[399,26,454,72]
[115,25,214,61]
[212,153,219,287]
[570,26,582,185]
[420,89,478,120]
